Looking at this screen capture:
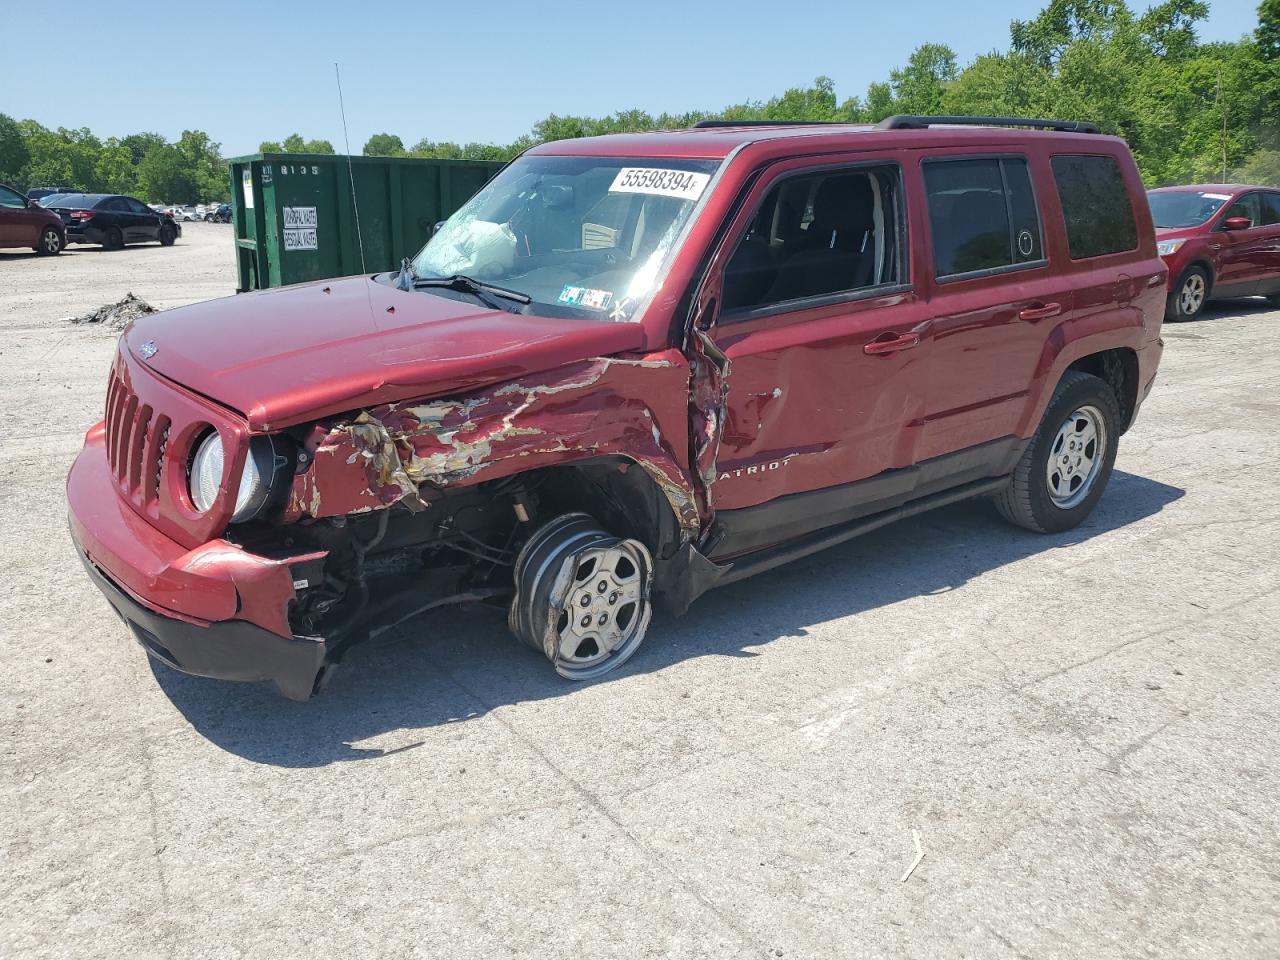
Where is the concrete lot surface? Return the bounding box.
[2,226,1278,959]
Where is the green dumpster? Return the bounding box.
[227,152,504,291]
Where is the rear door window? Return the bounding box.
[923,156,1043,280]
[1263,193,1280,226]
[1051,155,1138,259]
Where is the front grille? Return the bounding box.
[101,346,247,548]
[104,363,170,506]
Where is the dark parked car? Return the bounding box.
[27,186,75,202]
[47,193,180,250]
[205,203,231,223]
[0,182,65,255]
[1147,183,1280,320]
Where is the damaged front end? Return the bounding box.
[208,352,708,688]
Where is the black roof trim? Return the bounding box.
[691,119,847,129]
[876,115,1101,134]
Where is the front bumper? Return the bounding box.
[78,550,327,700]
[67,422,330,700]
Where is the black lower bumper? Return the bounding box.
[80,552,328,701]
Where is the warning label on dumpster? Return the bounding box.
[282,207,318,251]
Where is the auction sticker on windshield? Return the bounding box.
[610,167,710,200]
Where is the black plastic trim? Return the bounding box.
[79,550,327,701]
[709,436,1027,560]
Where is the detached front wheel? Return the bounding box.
[509,513,654,680]
[995,371,1120,534]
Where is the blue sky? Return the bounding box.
[2,0,1263,157]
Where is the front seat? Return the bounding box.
[766,176,876,302]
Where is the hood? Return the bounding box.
[123,276,647,430]
[1154,225,1204,240]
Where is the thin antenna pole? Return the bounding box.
[335,62,367,274]
[1218,69,1227,184]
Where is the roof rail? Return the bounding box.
[876,115,1101,134]
[691,119,846,129]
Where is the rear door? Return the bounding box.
[1256,191,1280,296]
[912,149,1070,462]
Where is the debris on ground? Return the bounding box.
[900,829,926,883]
[66,293,156,328]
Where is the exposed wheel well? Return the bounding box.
[1182,260,1214,294]
[1066,348,1139,433]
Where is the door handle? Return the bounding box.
[863,332,920,355]
[1019,301,1062,322]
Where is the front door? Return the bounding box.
[1215,192,1269,295]
[693,153,933,559]
[0,184,37,248]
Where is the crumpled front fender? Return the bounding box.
[286,351,702,534]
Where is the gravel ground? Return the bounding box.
[2,224,1278,959]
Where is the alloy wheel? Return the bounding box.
[1045,404,1107,509]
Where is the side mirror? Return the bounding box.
[1223,216,1252,231]
[432,220,447,236]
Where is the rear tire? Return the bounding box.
[995,371,1121,534]
[159,224,176,246]
[104,226,124,251]
[36,226,62,256]
[508,513,654,681]
[1166,266,1209,322]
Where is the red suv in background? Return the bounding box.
[67,116,1166,700]
[0,183,65,255]
[1148,184,1280,321]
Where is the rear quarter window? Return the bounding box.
[1051,155,1138,259]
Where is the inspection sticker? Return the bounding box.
[609,167,710,200]
[282,206,318,251]
[558,285,614,309]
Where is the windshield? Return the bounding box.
[411,155,720,321]
[1147,190,1231,228]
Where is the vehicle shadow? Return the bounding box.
[153,469,1185,766]
[1166,296,1277,328]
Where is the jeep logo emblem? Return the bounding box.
[138,340,158,360]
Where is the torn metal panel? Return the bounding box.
[288,352,701,532]
[687,327,731,527]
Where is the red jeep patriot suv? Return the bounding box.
[67,116,1165,699]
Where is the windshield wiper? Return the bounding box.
[394,257,417,291]
[411,273,531,312]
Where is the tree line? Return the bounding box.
[1,0,1276,203]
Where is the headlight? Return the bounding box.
[189,432,282,523]
[1156,239,1186,256]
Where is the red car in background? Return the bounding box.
[1148,184,1280,321]
[0,182,65,255]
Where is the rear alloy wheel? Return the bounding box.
[159,224,176,246]
[509,513,653,680]
[1167,266,1209,321]
[36,226,62,256]
[995,370,1121,534]
[104,226,124,251]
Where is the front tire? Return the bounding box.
[1166,266,1209,322]
[36,227,62,256]
[159,224,176,246]
[508,513,654,680]
[995,371,1121,534]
